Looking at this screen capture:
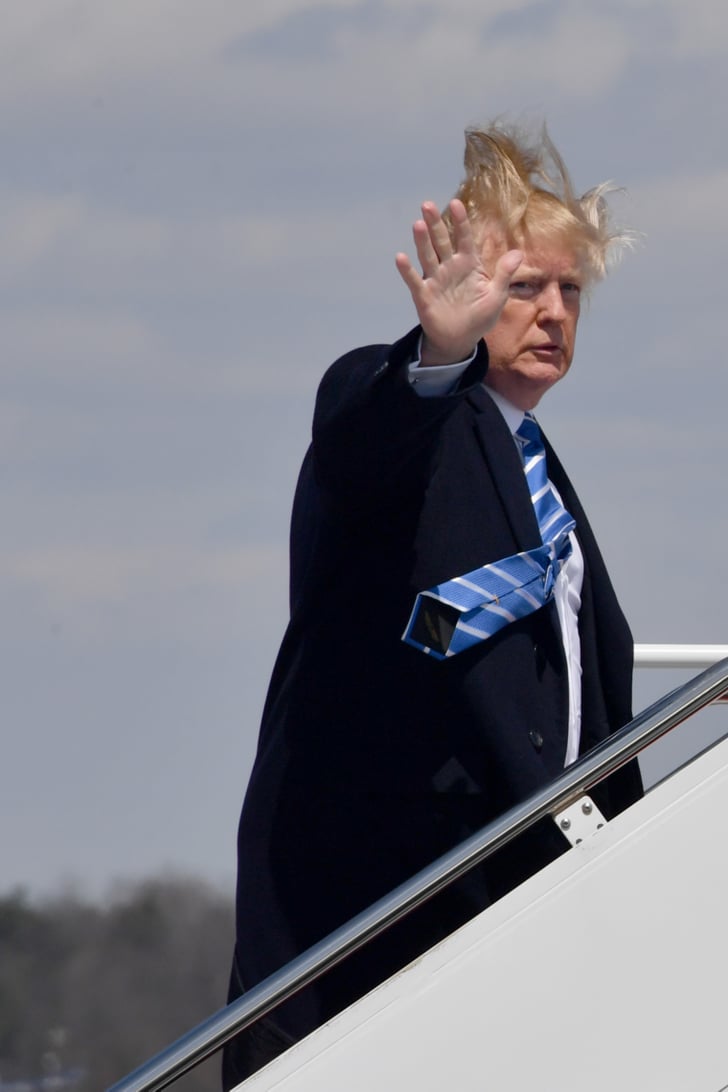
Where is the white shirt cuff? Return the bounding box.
[407,337,478,398]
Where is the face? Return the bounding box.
[482,238,584,411]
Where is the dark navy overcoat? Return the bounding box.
[229,326,642,1047]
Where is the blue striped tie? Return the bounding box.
[402,413,576,660]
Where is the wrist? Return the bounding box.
[420,334,478,368]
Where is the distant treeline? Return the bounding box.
[0,876,235,1091]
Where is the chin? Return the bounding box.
[524,365,568,400]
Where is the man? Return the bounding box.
[223,122,642,1088]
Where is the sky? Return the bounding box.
[3,0,728,901]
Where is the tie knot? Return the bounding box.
[515,413,541,448]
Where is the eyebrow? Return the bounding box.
[512,265,583,282]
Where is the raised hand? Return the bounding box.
[395,198,522,366]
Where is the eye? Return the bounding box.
[509,281,539,299]
[561,282,581,298]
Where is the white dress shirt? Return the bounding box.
[408,351,583,766]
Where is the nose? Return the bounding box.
[537,282,567,322]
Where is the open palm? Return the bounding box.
[395,199,522,366]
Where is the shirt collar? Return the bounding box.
[483,384,527,436]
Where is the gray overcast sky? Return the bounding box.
[3,0,728,900]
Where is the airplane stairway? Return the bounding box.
[109,649,728,1092]
[240,729,728,1092]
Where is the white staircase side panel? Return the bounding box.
[237,736,728,1092]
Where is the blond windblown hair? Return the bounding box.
[445,121,633,283]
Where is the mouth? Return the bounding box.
[531,343,563,356]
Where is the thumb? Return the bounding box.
[480,249,523,333]
[491,249,523,293]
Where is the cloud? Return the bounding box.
[2,542,289,644]
[482,5,633,95]
[632,0,728,54]
[1,305,157,378]
[0,1,358,101]
[0,189,220,296]
[0,184,399,297]
[0,1,650,130]
[0,0,723,155]
[0,182,413,405]
[0,191,86,275]
[629,168,728,240]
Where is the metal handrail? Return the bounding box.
[108,656,728,1092]
[634,643,728,668]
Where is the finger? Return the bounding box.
[412,218,440,278]
[449,197,468,220]
[421,201,454,262]
[395,251,424,294]
[448,199,476,258]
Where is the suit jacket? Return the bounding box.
[230,326,642,1043]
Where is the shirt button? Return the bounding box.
[529,729,544,752]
